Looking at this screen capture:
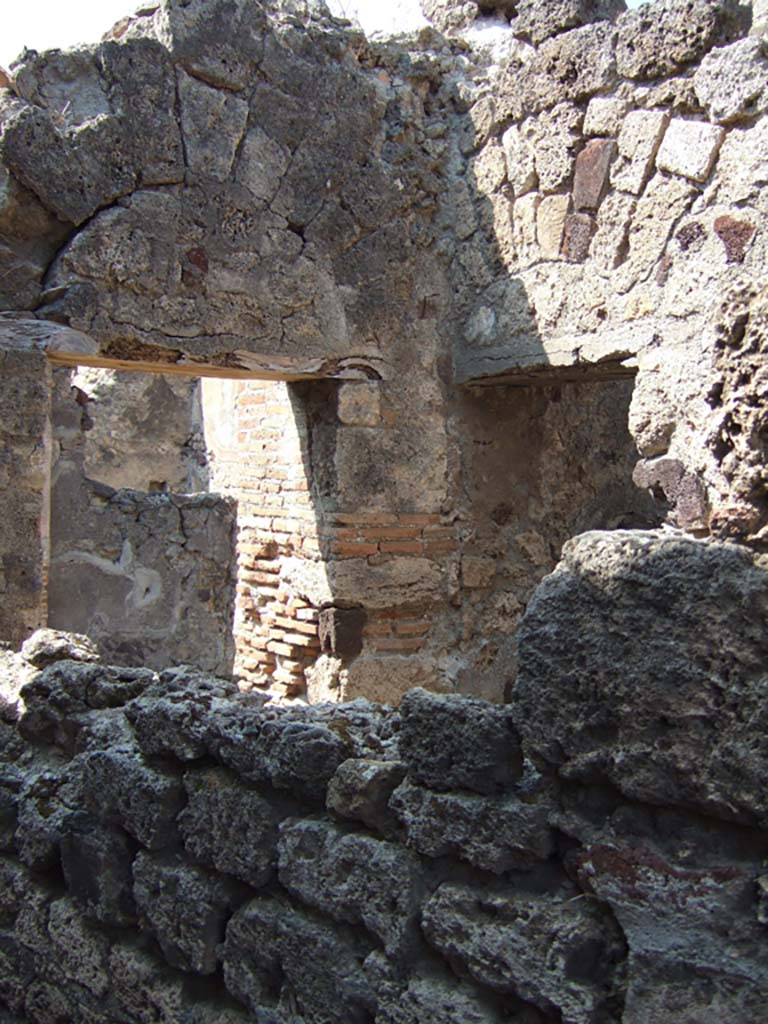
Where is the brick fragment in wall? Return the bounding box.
[572,138,616,212]
[676,220,707,253]
[561,212,595,262]
[655,119,725,183]
[713,215,755,263]
[319,606,366,657]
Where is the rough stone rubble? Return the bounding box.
[0,0,766,1018]
[1,543,768,1024]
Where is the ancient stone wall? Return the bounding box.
[47,370,237,674]
[0,347,50,647]
[2,0,765,699]
[201,376,458,700]
[1,524,767,1024]
[0,0,764,695]
[58,367,208,495]
[439,0,767,549]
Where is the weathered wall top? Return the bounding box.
[0,0,447,379]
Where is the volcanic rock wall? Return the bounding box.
[1,0,766,697]
[1,524,767,1024]
[46,370,237,674]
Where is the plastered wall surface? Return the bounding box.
[47,369,237,675]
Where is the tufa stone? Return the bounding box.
[399,687,523,794]
[655,118,725,183]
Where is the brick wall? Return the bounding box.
[202,378,456,700]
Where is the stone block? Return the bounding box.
[513,530,768,825]
[326,759,406,836]
[235,126,291,202]
[109,942,186,1023]
[60,817,137,926]
[613,172,695,293]
[341,655,442,706]
[536,194,570,259]
[572,138,616,211]
[532,103,584,193]
[133,851,240,975]
[15,763,83,872]
[178,767,279,888]
[19,661,152,753]
[693,35,768,124]
[589,191,636,273]
[512,0,625,45]
[583,96,630,137]
[512,192,541,267]
[47,897,110,997]
[632,456,708,530]
[223,896,376,1024]
[20,629,100,668]
[515,22,618,113]
[561,212,595,262]
[399,687,523,794]
[0,770,19,853]
[615,0,748,80]
[421,0,478,34]
[220,897,283,1016]
[422,882,626,1023]
[390,780,554,873]
[470,140,506,196]
[177,69,248,182]
[126,669,243,762]
[611,109,670,195]
[461,554,496,589]
[656,118,724,182]
[217,716,351,802]
[374,970,509,1024]
[83,748,184,850]
[575,842,768,988]
[278,819,423,955]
